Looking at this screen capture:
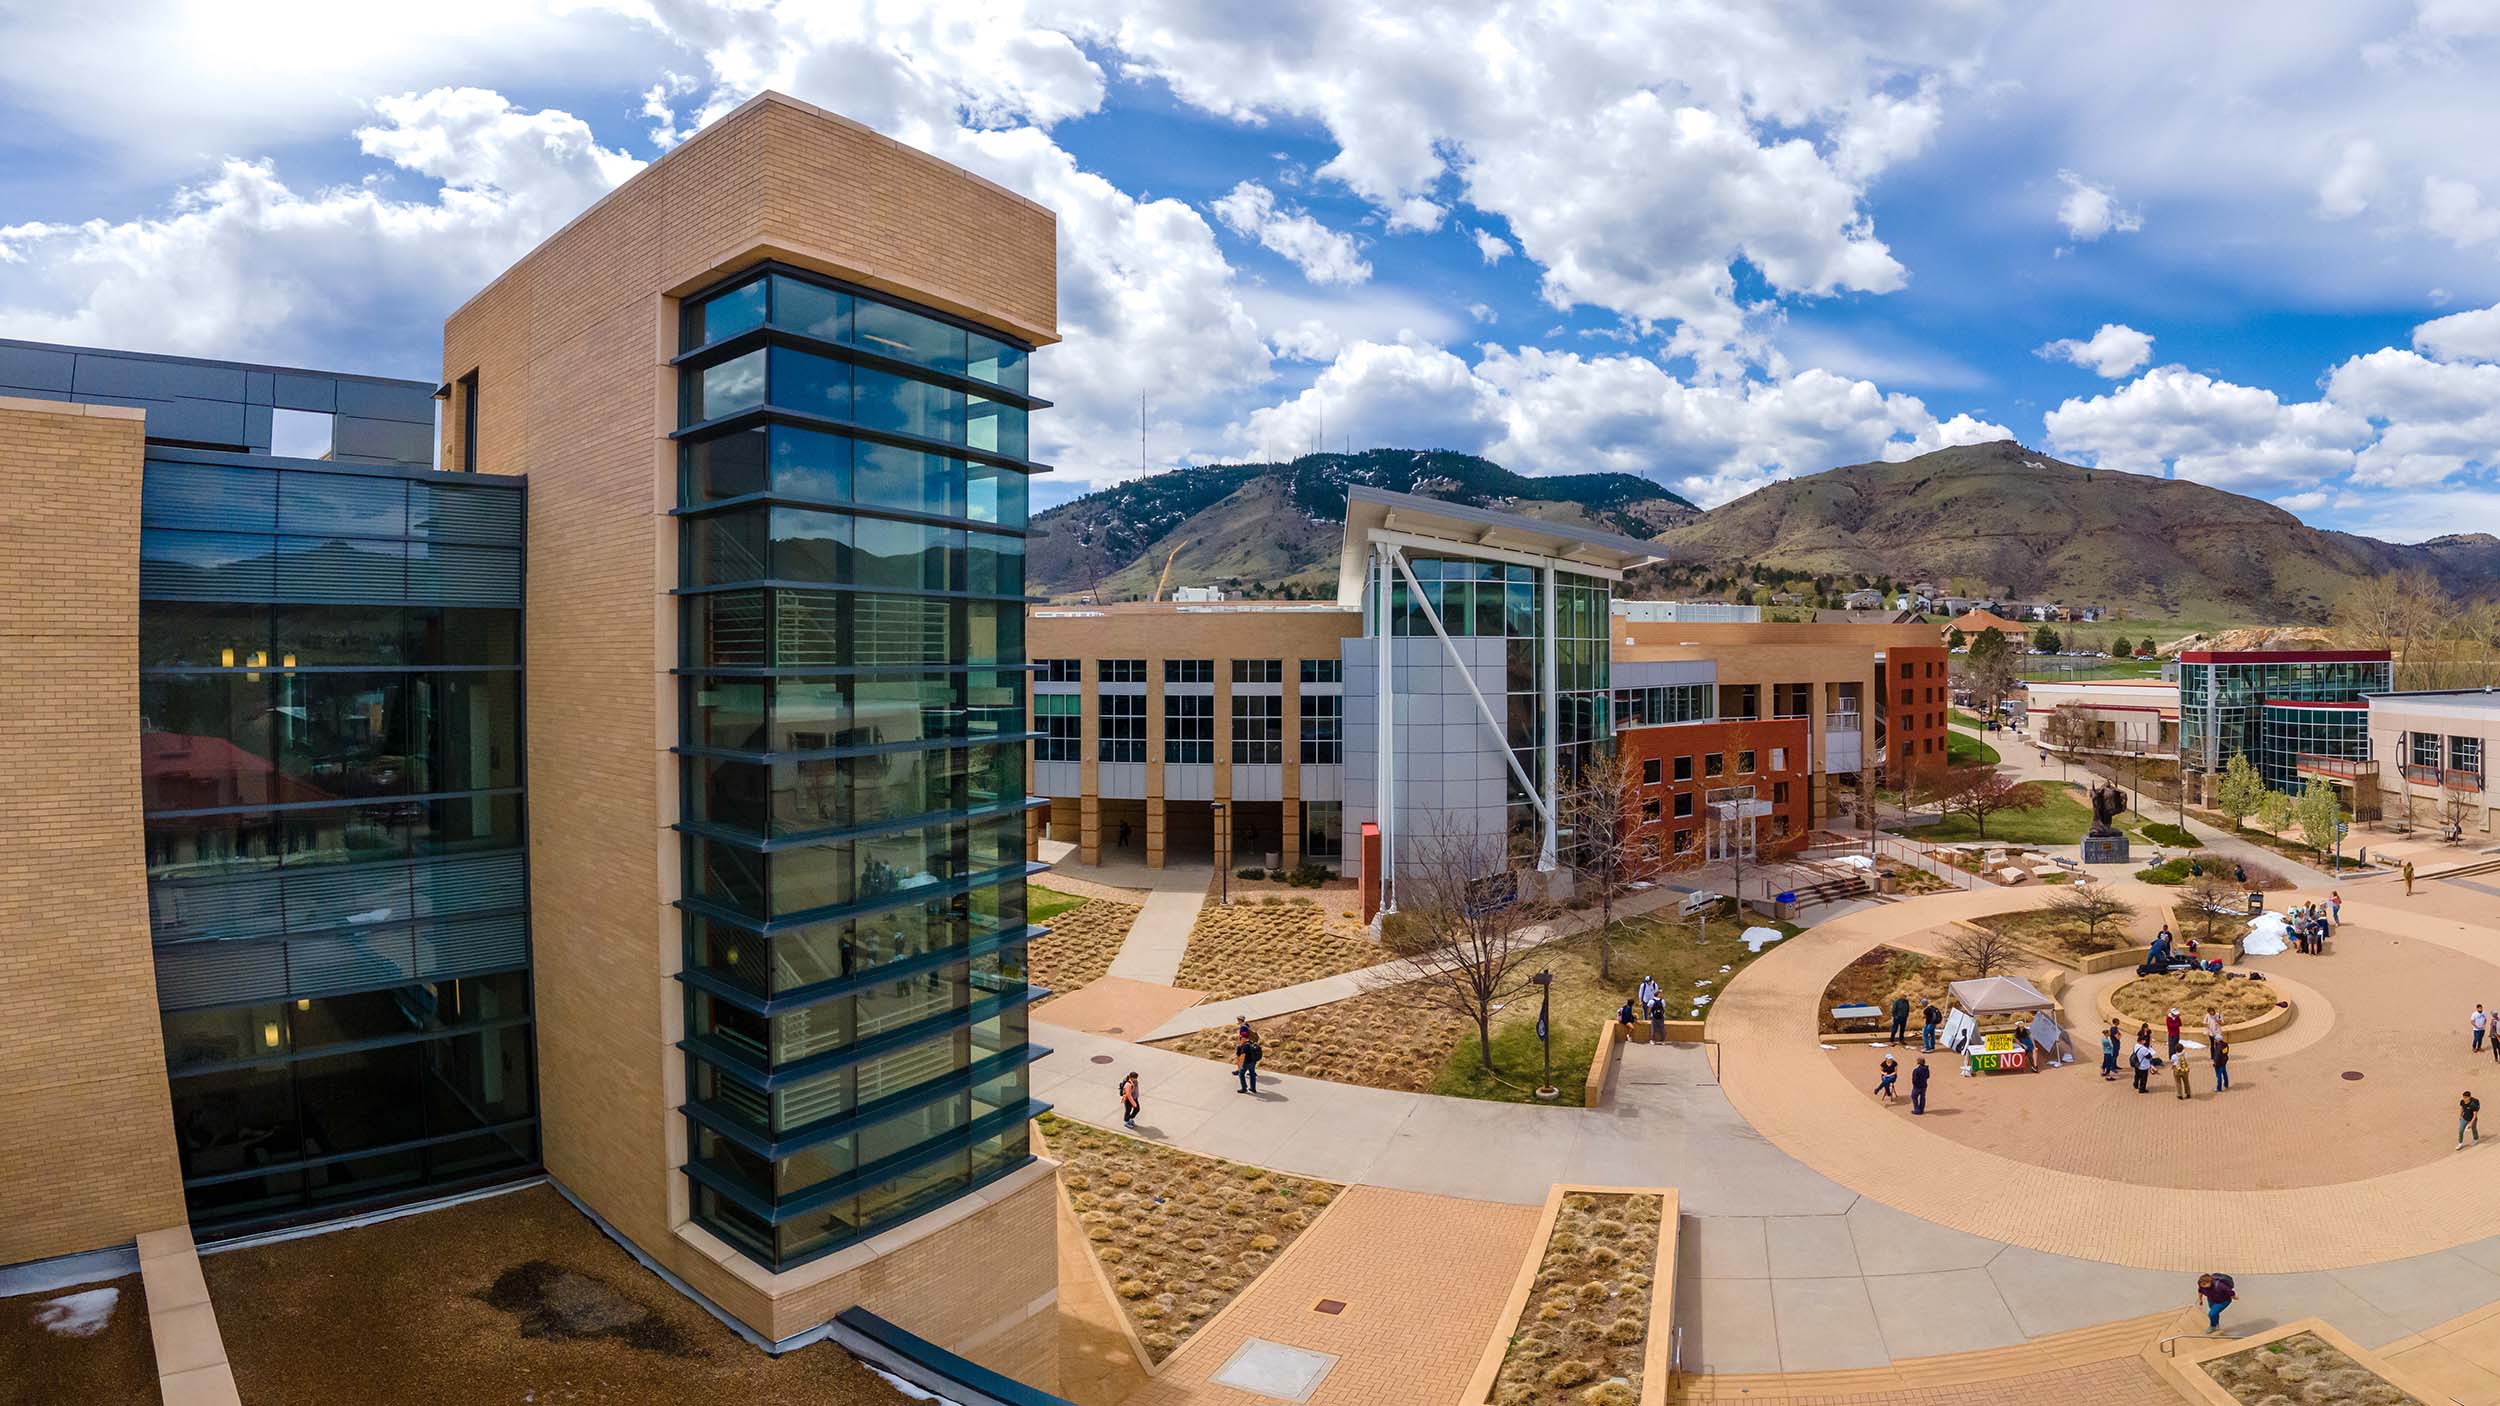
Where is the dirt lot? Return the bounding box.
[203,1185,911,1406]
[1153,984,1469,1093]
[1173,897,1383,1001]
[1040,1113,1335,1364]
[1029,894,1143,995]
[0,1274,154,1406]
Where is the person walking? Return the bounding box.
[2197,1273,2236,1331]
[1911,1057,1931,1114]
[1922,1001,1942,1052]
[1119,1071,1141,1129]
[2101,1023,2121,1081]
[2405,860,2416,896]
[2211,1035,2230,1092]
[2166,1007,2184,1054]
[1235,1031,1264,1094]
[2172,1047,2194,1100]
[2489,1016,2499,1065]
[2330,890,2342,927]
[2476,1006,2489,1054]
[1889,994,1911,1044]
[1874,1054,1899,1102]
[2463,1091,2482,1150]
[1648,995,1667,1044]
[1636,974,1660,1017]
[2132,1038,2156,1093]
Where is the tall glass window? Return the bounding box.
[675,267,1044,1270]
[140,453,535,1234]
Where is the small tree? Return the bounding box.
[2111,635,2132,657]
[1946,626,1968,650]
[1941,921,2017,978]
[2211,752,2266,833]
[1924,767,2048,841]
[2046,876,2137,947]
[2180,872,2242,943]
[1560,743,1654,983]
[2256,786,2296,838]
[2032,624,2063,655]
[2294,777,2344,868]
[1964,628,2020,717]
[1380,827,1544,1076]
[1855,765,1883,850]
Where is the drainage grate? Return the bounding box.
[2341,1070,2365,1081]
[1091,1054,1116,1065]
[1314,1299,1346,1316]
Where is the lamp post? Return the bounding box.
[1212,801,1228,906]
[1530,968,1556,1099]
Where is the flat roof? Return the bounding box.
[1336,484,1664,604]
[2365,688,2500,719]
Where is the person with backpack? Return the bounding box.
[1119,1071,1141,1129]
[1921,1002,1942,1052]
[1235,1029,1263,1094]
[2463,1090,2482,1150]
[2211,1036,2231,1092]
[2132,1037,2157,1093]
[2197,1273,2235,1331]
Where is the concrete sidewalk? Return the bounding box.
[1101,863,1216,986]
[1036,1019,2500,1375]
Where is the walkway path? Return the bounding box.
[1096,863,1216,986]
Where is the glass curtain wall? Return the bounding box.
[138,451,535,1233]
[2181,657,2394,790]
[673,264,1049,1271]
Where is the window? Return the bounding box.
[1718,684,1760,720]
[1037,659,1080,684]
[1300,694,1343,765]
[1300,658,1342,685]
[457,370,480,473]
[1737,750,1756,774]
[1773,781,1791,805]
[1611,683,1713,728]
[1099,694,1145,763]
[2457,735,2485,775]
[1673,792,1695,818]
[1232,695,1283,764]
[1770,747,1786,771]
[2413,732,2443,769]
[1705,753,1725,777]
[1034,694,1081,762]
[1304,801,1343,860]
[1641,799,1660,822]
[1674,755,1693,782]
[1641,758,1661,785]
[1166,659,1212,685]
[1232,658,1282,684]
[1165,695,1214,763]
[1672,827,1696,854]
[1772,683,1811,718]
[1101,658,1145,684]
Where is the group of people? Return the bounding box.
[1872,1053,1934,1113]
[2285,896,2337,954]
[1879,994,1944,1049]
[1112,1015,1268,1130]
[1620,975,1672,1042]
[2102,1009,2231,1097]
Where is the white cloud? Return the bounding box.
[2323,346,2500,487]
[2315,138,2383,219]
[2275,488,2332,513]
[1209,181,1373,286]
[1467,302,1497,324]
[0,90,642,372]
[1233,339,2009,508]
[1471,228,1513,264]
[2054,170,2143,243]
[2415,300,2500,363]
[2035,323,2156,378]
[2044,367,2369,491]
[2421,175,2500,248]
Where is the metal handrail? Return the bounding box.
[1670,1323,1683,1383]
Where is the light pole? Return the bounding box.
[1211,801,1228,905]
[1530,968,1556,1098]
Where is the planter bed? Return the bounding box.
[1463,1185,1677,1406]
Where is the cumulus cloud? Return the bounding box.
[2414,300,2500,363]
[2315,138,2383,219]
[1233,339,2009,507]
[2036,323,2155,378]
[2054,170,2143,243]
[1471,228,1513,264]
[2421,175,2500,248]
[1210,181,1373,286]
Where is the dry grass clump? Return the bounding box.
[1038,1112,1337,1363]
[1970,908,2133,962]
[1173,898,1382,1000]
[1816,946,1996,1034]
[2202,1330,2422,1405]
[2111,971,2283,1028]
[1027,897,1141,995]
[1490,1193,1663,1406]
[1153,984,1469,1092]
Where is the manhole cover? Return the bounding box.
[1314,1299,1346,1315]
[1104,1026,1125,1034]
[2342,1070,2365,1081]
[1090,1054,1116,1064]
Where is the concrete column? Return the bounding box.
[1079,793,1100,866]
[1146,794,1166,869]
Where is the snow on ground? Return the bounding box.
[35,1287,117,1338]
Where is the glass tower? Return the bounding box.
[2178,652,2393,793]
[139,448,537,1233]
[671,264,1050,1270]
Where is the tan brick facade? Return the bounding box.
[0,398,187,1264]
[439,92,1058,1372]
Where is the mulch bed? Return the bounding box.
[0,1274,155,1406]
[1490,1192,1664,1406]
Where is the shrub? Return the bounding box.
[1604,1316,1645,1345]
[1541,1361,1597,1389]
[2140,822,2196,848]
[1581,1382,1636,1406]
[1236,867,1265,880]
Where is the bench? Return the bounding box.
[1831,1004,1884,1029]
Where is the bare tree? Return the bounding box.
[1560,742,1656,982]
[1964,627,2021,718]
[2441,785,2477,843]
[1940,922,2017,978]
[1854,765,1883,852]
[2039,708,2087,778]
[2046,876,2137,948]
[1380,827,1545,1076]
[1922,766,2048,841]
[2180,872,2242,944]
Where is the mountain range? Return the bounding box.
[1026,440,2500,624]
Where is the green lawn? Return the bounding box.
[1892,780,2158,846]
[1949,707,1990,729]
[1946,730,2001,766]
[1028,883,1089,923]
[1432,903,1799,1106]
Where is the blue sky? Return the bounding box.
[4,2,2498,540]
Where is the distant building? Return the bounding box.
[2178,649,2393,797]
[1944,608,2026,639]
[2359,688,2494,834]
[2025,678,2181,753]
[1613,600,1762,623]
[1841,589,1884,610]
[1172,584,1225,602]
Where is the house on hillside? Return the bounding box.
[1841,588,1884,610]
[1945,608,2027,640]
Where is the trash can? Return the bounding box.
[1775,890,1799,922]
[2246,891,2264,916]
